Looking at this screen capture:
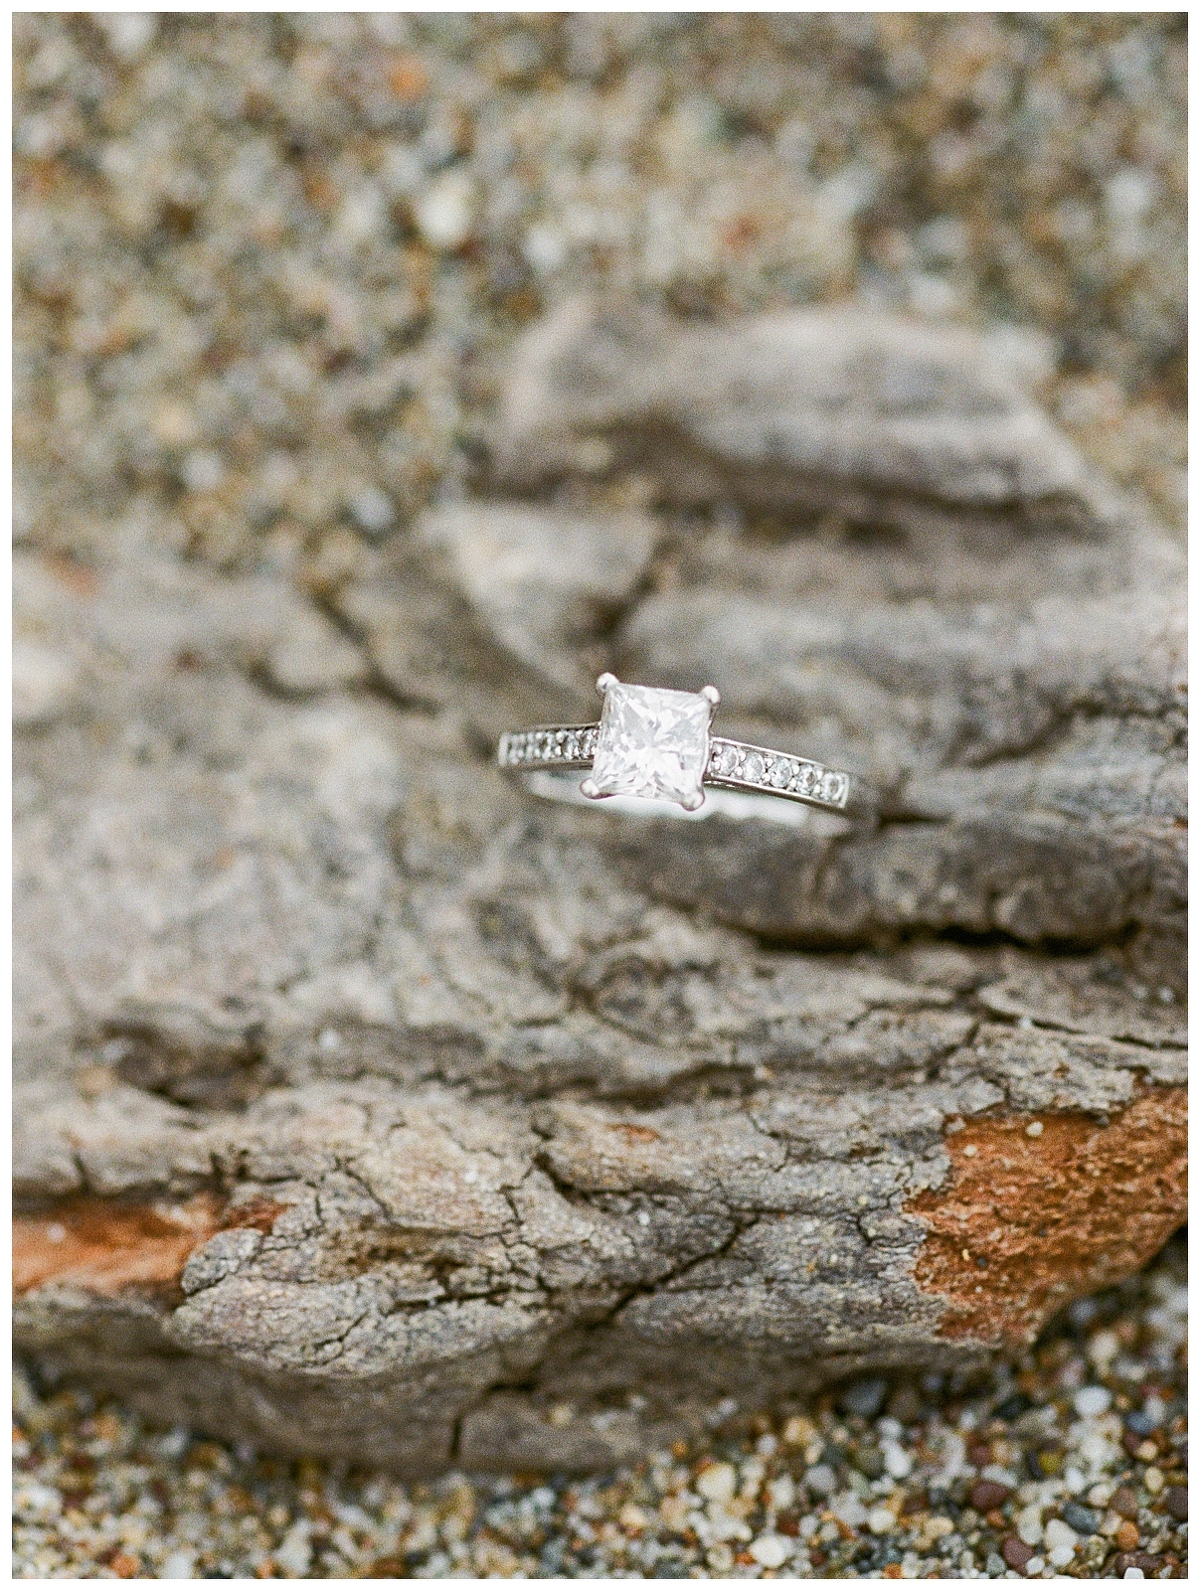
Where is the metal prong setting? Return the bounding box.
[596,672,618,697]
[580,776,604,799]
[680,790,706,812]
[701,684,721,707]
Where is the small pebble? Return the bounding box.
[1164,1486,1188,1521]
[1002,1534,1035,1572]
[748,1533,790,1568]
[971,1479,1012,1513]
[1061,1500,1099,1535]
[695,1460,736,1506]
[1043,1517,1077,1557]
[1073,1384,1114,1417]
[1110,1485,1141,1520]
[414,168,476,252]
[1116,1519,1141,1551]
[839,1376,888,1418]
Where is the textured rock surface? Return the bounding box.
[492,298,1096,525]
[14,306,1185,1477]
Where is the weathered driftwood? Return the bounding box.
[14,305,1185,1475]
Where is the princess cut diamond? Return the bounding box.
[589,683,712,807]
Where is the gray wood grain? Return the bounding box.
[15,306,1185,1473]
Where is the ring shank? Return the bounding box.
[498,724,862,817]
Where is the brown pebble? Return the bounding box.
[1163,1485,1188,1521]
[109,1552,141,1578]
[1002,1535,1035,1572]
[1115,1519,1140,1551]
[1110,1486,1140,1519]
[967,1441,992,1468]
[970,1479,1012,1512]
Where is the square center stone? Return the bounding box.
[590,683,712,806]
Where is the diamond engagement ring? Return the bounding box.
[498,674,861,823]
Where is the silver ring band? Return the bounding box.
[497,676,862,821]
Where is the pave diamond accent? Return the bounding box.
[501,727,596,767]
[791,762,817,797]
[590,683,712,807]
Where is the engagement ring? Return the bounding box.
[498,675,862,823]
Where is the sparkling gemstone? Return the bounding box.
[589,682,712,806]
[791,762,817,796]
[767,757,793,788]
[820,770,847,805]
[741,751,766,785]
[581,727,598,757]
[560,732,580,760]
[710,742,740,778]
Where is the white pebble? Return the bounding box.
[182,447,225,494]
[524,223,567,274]
[347,485,395,538]
[1073,1385,1113,1418]
[1016,1503,1044,1545]
[695,1462,736,1506]
[97,11,158,59]
[748,1534,790,1569]
[274,1522,313,1577]
[1024,1556,1045,1576]
[766,1473,795,1512]
[1123,1569,1145,1581]
[1088,1330,1120,1368]
[1043,1519,1077,1556]
[867,1506,897,1535]
[804,1463,835,1497]
[830,1491,867,1529]
[12,643,81,730]
[415,168,476,251]
[1049,1544,1077,1569]
[882,1440,913,1478]
[160,1549,197,1577]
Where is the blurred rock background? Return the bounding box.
[14,12,1186,589]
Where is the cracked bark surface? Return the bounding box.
[14,306,1186,1476]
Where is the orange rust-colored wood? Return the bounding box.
[908,1088,1186,1348]
[13,1193,282,1297]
